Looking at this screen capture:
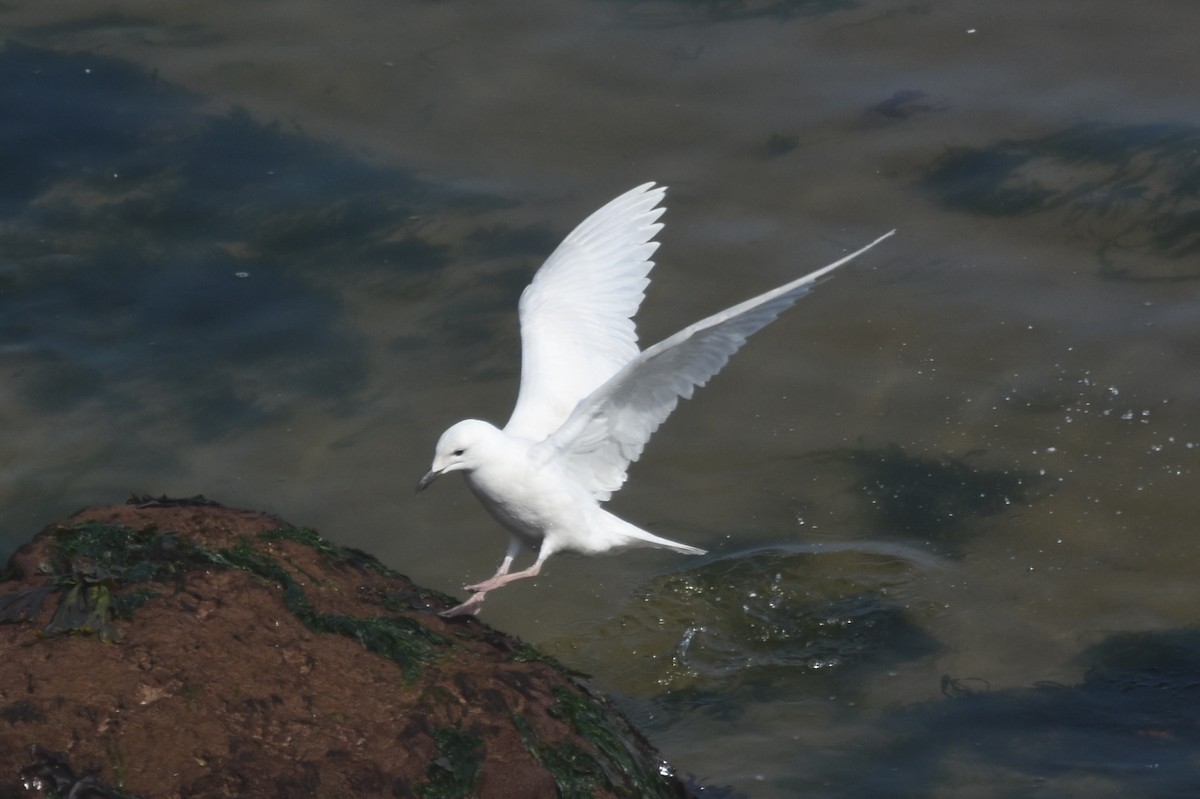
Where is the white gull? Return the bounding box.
[418,183,894,617]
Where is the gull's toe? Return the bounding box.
[465,578,500,594]
[440,593,486,618]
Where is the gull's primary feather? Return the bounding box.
[534,230,896,501]
[505,183,666,441]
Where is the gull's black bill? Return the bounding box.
[415,469,440,494]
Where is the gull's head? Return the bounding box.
[416,419,498,493]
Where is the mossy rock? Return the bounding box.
[0,499,691,798]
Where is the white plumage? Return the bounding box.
[506,183,665,442]
[418,183,894,617]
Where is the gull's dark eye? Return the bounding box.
[453,448,465,456]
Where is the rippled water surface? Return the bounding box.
[2,2,1199,796]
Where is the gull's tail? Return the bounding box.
[599,510,707,556]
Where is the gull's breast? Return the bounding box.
[464,458,587,545]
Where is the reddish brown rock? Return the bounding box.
[0,498,691,798]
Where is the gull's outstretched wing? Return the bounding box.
[534,230,896,501]
[504,183,667,442]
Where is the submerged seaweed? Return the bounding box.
[803,628,1200,797]
[814,444,1048,555]
[922,121,1200,278]
[661,553,937,691]
[415,727,485,799]
[553,547,938,705]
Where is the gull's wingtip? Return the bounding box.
[624,181,666,199]
[803,227,896,283]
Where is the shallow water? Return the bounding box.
[2,1,1199,795]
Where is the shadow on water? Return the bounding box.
[811,444,1050,556]
[922,121,1200,280]
[805,628,1200,798]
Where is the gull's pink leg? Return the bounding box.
[465,556,515,594]
[468,535,549,593]
[439,536,526,618]
[465,534,528,592]
[466,560,543,594]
